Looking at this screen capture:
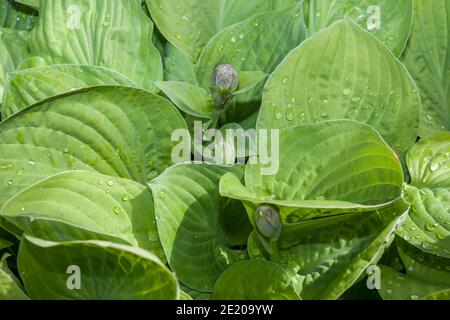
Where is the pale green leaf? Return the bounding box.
[212,260,300,300]
[29,0,162,92]
[2,64,138,119]
[0,253,29,300]
[154,81,215,118]
[305,0,412,56]
[257,18,420,161]
[18,235,178,299]
[0,170,165,260]
[220,120,404,222]
[398,133,450,258]
[149,164,251,292]
[147,0,273,61]
[163,43,197,84]
[0,28,28,105]
[403,0,450,135]
[0,86,186,208]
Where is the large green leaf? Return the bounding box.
[195,4,307,89]
[398,133,450,258]
[147,0,273,61]
[0,253,29,300]
[0,28,28,105]
[149,164,251,292]
[212,260,300,300]
[0,86,186,208]
[163,43,197,83]
[403,0,450,135]
[29,0,162,92]
[0,0,38,31]
[378,240,450,300]
[0,170,164,260]
[257,18,420,161]
[220,121,404,221]
[18,235,178,299]
[305,0,412,56]
[2,64,138,119]
[15,0,39,10]
[273,199,409,300]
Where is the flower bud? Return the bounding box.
[254,204,281,239]
[211,64,240,91]
[211,64,239,106]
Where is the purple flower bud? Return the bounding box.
[211,64,240,92]
[255,204,281,239]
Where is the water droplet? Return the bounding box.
[181,15,189,21]
[16,168,24,176]
[430,162,440,172]
[230,36,237,43]
[122,194,129,202]
[20,207,25,212]
[28,160,35,166]
[385,289,393,295]
[281,76,289,84]
[238,33,245,39]
[343,88,352,96]
[16,132,25,144]
[351,96,361,103]
[148,231,158,242]
[7,180,13,185]
[103,21,110,27]
[81,145,87,150]
[107,180,114,186]
[97,180,104,186]
[113,207,121,215]
[274,105,283,120]
[410,294,419,300]
[286,105,295,121]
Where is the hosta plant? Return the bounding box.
[0,0,449,301]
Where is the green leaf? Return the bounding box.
[2,64,138,119]
[402,0,450,135]
[163,43,197,84]
[196,4,307,89]
[398,133,450,258]
[378,240,450,300]
[14,0,39,10]
[0,253,29,300]
[305,0,413,56]
[0,0,38,31]
[149,164,250,292]
[0,86,186,208]
[180,284,212,300]
[233,71,268,96]
[277,199,409,300]
[257,18,420,161]
[220,120,404,221]
[422,290,450,300]
[18,235,178,300]
[154,81,215,118]
[0,238,12,250]
[212,260,300,300]
[29,0,162,92]
[408,132,450,190]
[147,0,273,61]
[0,170,165,260]
[0,28,28,105]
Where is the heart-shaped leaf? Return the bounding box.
[29,0,162,92]
[0,170,164,260]
[149,163,251,292]
[2,64,138,119]
[18,235,178,299]
[257,18,420,161]
[305,0,413,56]
[0,86,186,208]
[402,0,450,135]
[212,260,300,300]
[398,132,450,258]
